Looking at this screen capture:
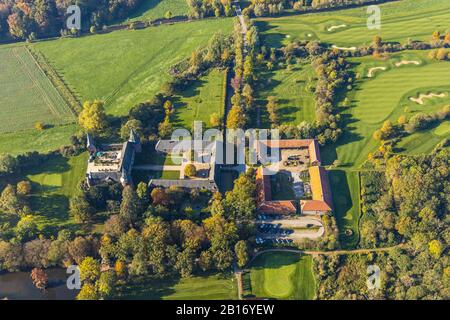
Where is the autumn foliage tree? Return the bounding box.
[31,268,48,289]
[78,100,108,135]
[227,105,246,129]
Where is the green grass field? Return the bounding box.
[173,68,226,130]
[0,46,74,134]
[33,18,233,116]
[328,170,361,249]
[118,273,238,300]
[25,152,88,233]
[256,61,316,127]
[0,124,79,156]
[333,50,450,168]
[249,252,316,300]
[125,0,189,22]
[257,0,450,47]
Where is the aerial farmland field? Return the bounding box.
[0,0,448,303]
[0,46,75,134]
[33,18,233,116]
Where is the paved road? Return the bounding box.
[258,217,325,240]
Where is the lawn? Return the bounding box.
[0,123,79,156]
[125,0,189,22]
[255,61,316,127]
[257,0,450,48]
[249,252,316,300]
[118,272,238,300]
[328,170,360,249]
[395,126,450,155]
[25,152,88,233]
[0,46,74,134]
[333,50,450,168]
[33,18,233,116]
[173,68,227,130]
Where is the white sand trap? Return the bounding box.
[327,24,346,32]
[409,92,447,105]
[332,45,356,51]
[367,67,386,78]
[395,60,420,67]
[307,33,312,37]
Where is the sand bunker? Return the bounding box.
[307,33,312,37]
[327,24,346,32]
[409,92,447,105]
[332,45,356,51]
[395,60,420,67]
[367,67,386,78]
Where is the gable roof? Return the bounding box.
[300,200,332,212]
[148,179,218,191]
[308,166,333,209]
[259,201,297,214]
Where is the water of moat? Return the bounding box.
[0,268,78,300]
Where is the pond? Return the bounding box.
[0,268,79,300]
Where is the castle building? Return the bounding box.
[85,130,141,187]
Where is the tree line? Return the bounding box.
[317,149,449,299]
[0,0,146,41]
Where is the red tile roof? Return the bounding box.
[257,139,321,166]
[259,201,297,214]
[300,200,332,212]
[308,166,333,210]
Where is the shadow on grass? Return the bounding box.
[328,170,359,249]
[255,21,285,48]
[250,251,301,271]
[118,271,232,300]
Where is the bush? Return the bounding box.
[184,164,197,178]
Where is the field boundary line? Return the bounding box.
[25,46,79,117]
[12,47,61,118]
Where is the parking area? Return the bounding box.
[278,149,310,172]
[255,214,325,244]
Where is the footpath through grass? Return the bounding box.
[33,18,233,116]
[248,252,316,300]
